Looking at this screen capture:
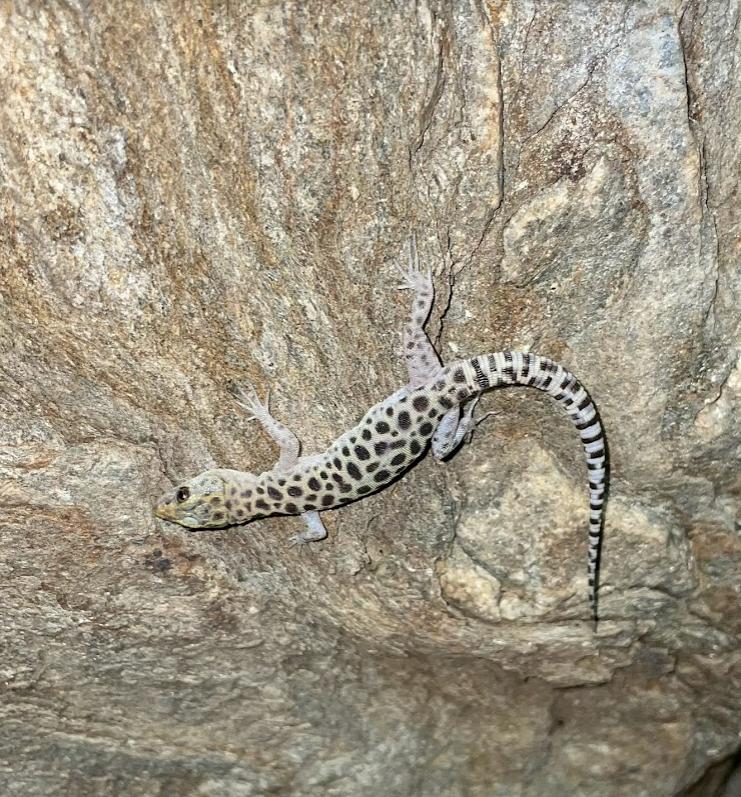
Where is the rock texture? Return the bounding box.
[1,1,739,795]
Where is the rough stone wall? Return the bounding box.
[0,2,738,795]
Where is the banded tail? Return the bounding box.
[457,351,607,623]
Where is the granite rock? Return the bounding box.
[0,1,738,795]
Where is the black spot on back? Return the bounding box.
[357,485,372,495]
[410,439,421,455]
[347,462,362,480]
[321,495,334,507]
[361,429,372,441]
[255,499,268,510]
[373,469,391,483]
[267,486,282,501]
[308,477,321,491]
[287,485,302,497]
[375,421,390,434]
[285,503,298,513]
[420,422,433,436]
[374,441,388,455]
[354,445,370,460]
[398,411,411,430]
[390,453,405,466]
[412,396,429,412]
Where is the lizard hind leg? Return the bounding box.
[394,234,444,389]
[432,397,497,460]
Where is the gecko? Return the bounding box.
[154,242,607,622]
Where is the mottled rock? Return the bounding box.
[0,1,738,796]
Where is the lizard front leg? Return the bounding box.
[229,382,300,473]
[289,510,328,546]
[230,383,328,544]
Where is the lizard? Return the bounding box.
[154,241,607,622]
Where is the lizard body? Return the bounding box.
[155,246,607,621]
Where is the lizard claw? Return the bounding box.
[230,381,270,421]
[393,262,416,291]
[475,410,499,427]
[287,533,318,550]
[464,409,499,444]
[392,248,430,293]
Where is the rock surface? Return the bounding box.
[1,2,738,795]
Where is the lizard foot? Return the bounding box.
[393,234,432,294]
[228,381,271,423]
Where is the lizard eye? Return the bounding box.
[176,486,190,502]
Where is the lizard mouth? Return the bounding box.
[153,497,177,521]
[153,494,204,528]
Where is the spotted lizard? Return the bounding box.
[155,243,607,621]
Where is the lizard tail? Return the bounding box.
[460,351,607,625]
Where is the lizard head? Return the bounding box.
[154,469,258,529]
